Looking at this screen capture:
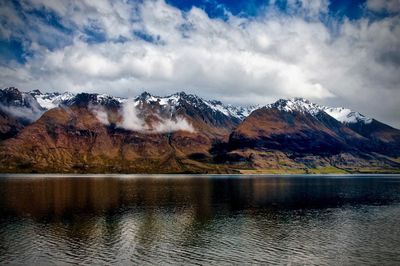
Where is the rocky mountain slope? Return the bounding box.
[224,98,400,173]
[0,88,399,173]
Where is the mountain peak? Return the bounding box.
[30,89,42,96]
[170,91,201,102]
[3,87,21,93]
[1,88,376,126]
[291,97,311,103]
[176,91,187,97]
[0,87,26,106]
[209,99,223,105]
[1,87,23,101]
[57,93,120,109]
[267,97,322,115]
[138,91,152,99]
[324,107,372,124]
[267,97,373,125]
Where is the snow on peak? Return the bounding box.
[3,88,375,125]
[267,97,322,115]
[133,91,254,120]
[0,88,45,122]
[95,93,127,105]
[223,104,259,120]
[267,97,372,124]
[135,92,182,108]
[31,91,128,109]
[31,91,75,109]
[323,107,372,124]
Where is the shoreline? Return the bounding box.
[1,173,400,179]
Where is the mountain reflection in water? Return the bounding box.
[0,175,400,265]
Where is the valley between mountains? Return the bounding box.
[0,87,399,174]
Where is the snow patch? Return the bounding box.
[136,92,255,121]
[33,92,75,110]
[324,107,372,124]
[266,97,372,124]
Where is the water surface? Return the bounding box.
[0,175,400,265]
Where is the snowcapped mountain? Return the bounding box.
[30,90,129,110]
[267,97,322,115]
[222,104,260,120]
[0,87,43,110]
[266,97,372,125]
[323,107,372,124]
[0,87,46,139]
[62,93,126,108]
[133,91,257,121]
[1,87,399,174]
[30,90,75,110]
[0,87,379,127]
[28,89,256,121]
[0,87,45,122]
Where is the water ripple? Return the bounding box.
[1,176,400,265]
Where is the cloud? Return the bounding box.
[117,100,195,133]
[0,104,43,122]
[89,104,109,126]
[89,99,195,133]
[117,100,148,131]
[20,0,134,40]
[285,0,329,17]
[367,0,400,13]
[152,116,195,133]
[0,0,399,127]
[0,94,44,122]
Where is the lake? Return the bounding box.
[0,175,400,265]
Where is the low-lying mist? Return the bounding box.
[90,100,195,134]
[0,99,44,123]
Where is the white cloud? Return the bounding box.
[89,104,109,125]
[0,0,400,127]
[152,115,195,133]
[118,100,148,131]
[367,0,400,13]
[19,0,133,40]
[0,94,44,122]
[286,0,329,17]
[117,100,194,133]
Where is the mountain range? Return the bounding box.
[0,87,399,174]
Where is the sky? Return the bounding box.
[0,0,399,127]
